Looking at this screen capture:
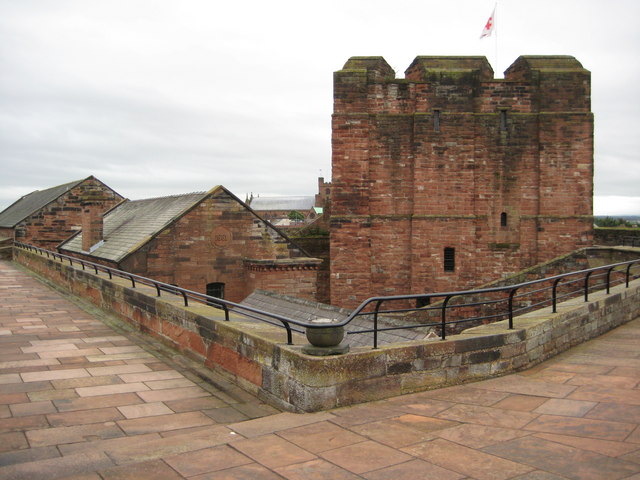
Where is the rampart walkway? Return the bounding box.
[1,260,640,479]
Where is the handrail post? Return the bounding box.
[552,278,562,313]
[626,263,633,288]
[441,295,452,340]
[508,288,518,329]
[128,275,136,288]
[373,300,383,349]
[154,283,161,297]
[605,267,614,294]
[181,291,188,307]
[281,321,293,345]
[223,304,230,321]
[584,271,593,302]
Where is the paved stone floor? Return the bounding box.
[1,260,640,479]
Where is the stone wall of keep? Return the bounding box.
[330,55,594,308]
[14,177,122,250]
[14,245,639,412]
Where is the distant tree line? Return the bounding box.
[594,216,635,228]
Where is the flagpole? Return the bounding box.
[494,2,499,77]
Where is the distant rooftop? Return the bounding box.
[240,290,429,347]
[249,196,315,211]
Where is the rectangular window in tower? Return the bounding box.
[444,247,455,272]
[433,109,441,132]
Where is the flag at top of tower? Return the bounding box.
[480,5,496,39]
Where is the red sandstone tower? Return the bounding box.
[330,56,593,308]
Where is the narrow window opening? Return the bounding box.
[433,109,441,132]
[206,282,225,304]
[444,247,455,272]
[500,110,508,131]
[500,212,508,227]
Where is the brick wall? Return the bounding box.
[330,56,594,308]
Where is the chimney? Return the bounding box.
[81,186,106,252]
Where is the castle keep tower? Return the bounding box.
[330,56,593,308]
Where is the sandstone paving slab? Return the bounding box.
[275,420,367,453]
[361,458,465,480]
[57,433,162,456]
[532,398,597,417]
[103,425,239,465]
[483,435,639,480]
[53,392,144,412]
[349,419,438,448]
[0,445,60,468]
[164,395,228,413]
[433,423,530,449]
[189,463,284,480]
[164,444,253,477]
[275,458,364,480]
[21,368,89,382]
[0,431,29,453]
[137,386,211,403]
[474,375,578,398]
[9,399,57,417]
[419,385,511,406]
[231,433,317,469]
[98,459,184,480]
[317,439,412,475]
[25,422,125,447]
[228,411,335,438]
[523,414,636,442]
[436,403,540,429]
[490,394,548,412]
[402,438,535,480]
[0,451,115,480]
[533,432,640,457]
[585,401,640,423]
[46,407,125,427]
[116,401,173,419]
[116,411,215,435]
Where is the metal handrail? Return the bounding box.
[13,242,640,348]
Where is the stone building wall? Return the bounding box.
[14,177,122,250]
[330,55,594,307]
[119,188,319,303]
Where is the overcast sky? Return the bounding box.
[1,0,638,215]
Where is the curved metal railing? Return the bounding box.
[13,242,640,349]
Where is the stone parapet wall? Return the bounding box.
[13,246,640,412]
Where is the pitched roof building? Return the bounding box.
[0,176,122,249]
[59,186,322,303]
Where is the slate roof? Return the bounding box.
[0,179,85,228]
[249,196,315,211]
[239,290,431,348]
[60,192,208,262]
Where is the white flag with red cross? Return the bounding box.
[480,6,496,39]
